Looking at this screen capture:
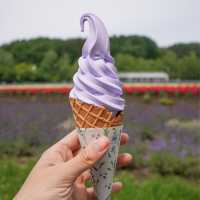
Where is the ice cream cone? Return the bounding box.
[68,13,125,200]
[69,98,123,128]
[70,98,123,200]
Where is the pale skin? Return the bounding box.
[14,130,132,200]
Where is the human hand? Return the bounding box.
[14,130,132,200]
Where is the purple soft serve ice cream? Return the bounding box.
[69,13,125,113]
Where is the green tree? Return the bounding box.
[40,50,58,81]
[0,49,15,82]
[168,43,200,58]
[57,53,76,81]
[158,51,178,79]
[15,63,38,82]
[177,52,200,80]
[115,54,161,72]
[115,54,136,71]
[111,36,159,59]
[1,36,200,82]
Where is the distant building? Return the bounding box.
[119,72,169,83]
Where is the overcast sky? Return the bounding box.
[1,0,200,47]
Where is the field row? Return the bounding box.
[0,83,199,96]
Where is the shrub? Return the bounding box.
[0,140,44,157]
[159,91,168,97]
[141,127,154,141]
[159,97,175,106]
[182,157,200,180]
[143,93,152,103]
[149,152,200,180]
[186,92,193,97]
[120,144,148,170]
[149,152,181,175]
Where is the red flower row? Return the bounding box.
[0,86,71,95]
[0,84,199,96]
[123,84,200,95]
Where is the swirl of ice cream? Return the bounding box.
[70,13,124,112]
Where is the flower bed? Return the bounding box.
[0,83,199,96]
[123,84,200,96]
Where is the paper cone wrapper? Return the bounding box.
[77,125,122,200]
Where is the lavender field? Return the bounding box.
[0,94,200,200]
[0,95,199,157]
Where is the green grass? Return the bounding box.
[113,172,200,200]
[0,158,200,200]
[0,157,36,200]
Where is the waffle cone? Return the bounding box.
[69,98,123,128]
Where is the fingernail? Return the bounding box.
[115,181,123,187]
[124,153,133,162]
[94,136,110,152]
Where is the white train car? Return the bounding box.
[119,72,169,83]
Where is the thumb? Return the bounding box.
[59,136,110,183]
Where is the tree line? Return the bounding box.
[0,36,200,83]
